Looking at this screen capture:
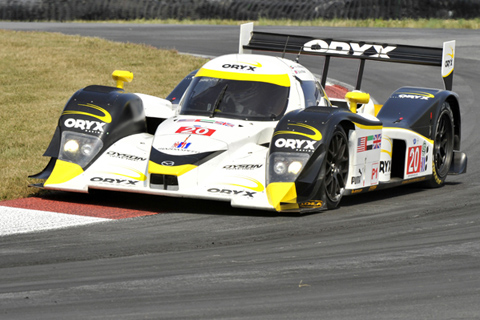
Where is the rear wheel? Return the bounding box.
[324,126,349,209]
[425,102,454,187]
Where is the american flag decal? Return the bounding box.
[357,134,382,152]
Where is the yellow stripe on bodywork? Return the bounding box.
[195,68,290,87]
[223,176,265,192]
[353,122,383,130]
[382,127,434,145]
[62,103,112,123]
[105,168,147,181]
[266,182,297,211]
[274,122,323,141]
[45,160,84,185]
[148,161,196,176]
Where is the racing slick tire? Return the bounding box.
[325,126,349,209]
[424,102,455,188]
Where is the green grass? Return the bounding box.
[0,30,207,201]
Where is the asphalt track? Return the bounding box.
[1,22,480,319]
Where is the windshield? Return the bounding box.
[300,80,330,107]
[179,77,290,121]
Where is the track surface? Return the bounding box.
[1,23,480,319]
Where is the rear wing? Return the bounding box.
[238,23,455,91]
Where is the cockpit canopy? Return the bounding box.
[179,77,290,121]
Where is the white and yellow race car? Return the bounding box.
[30,23,467,213]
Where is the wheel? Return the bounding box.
[324,126,349,209]
[424,102,454,188]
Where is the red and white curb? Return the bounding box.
[0,205,109,237]
[0,197,160,237]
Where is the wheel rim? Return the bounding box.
[434,112,453,177]
[325,131,349,203]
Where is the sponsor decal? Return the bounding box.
[303,39,396,59]
[173,135,191,149]
[157,146,198,154]
[407,146,422,174]
[444,46,454,68]
[176,126,216,136]
[64,118,106,133]
[357,134,381,152]
[396,92,435,100]
[421,141,429,172]
[62,103,112,134]
[380,160,391,173]
[273,123,322,152]
[107,151,146,162]
[173,141,191,149]
[177,118,235,127]
[407,141,429,175]
[274,138,316,151]
[223,164,263,170]
[371,162,379,185]
[90,177,139,185]
[401,177,426,184]
[221,63,260,72]
[351,169,364,185]
[299,200,323,208]
[207,188,256,197]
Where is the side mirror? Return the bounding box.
[345,91,370,114]
[112,70,133,89]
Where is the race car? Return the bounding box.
[30,23,467,213]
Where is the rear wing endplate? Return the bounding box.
[239,23,455,91]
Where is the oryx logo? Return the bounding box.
[64,118,106,133]
[62,103,112,123]
[62,103,112,133]
[207,188,256,198]
[274,122,322,141]
[275,138,316,151]
[222,63,260,72]
[303,39,396,59]
[397,92,435,100]
[90,177,140,185]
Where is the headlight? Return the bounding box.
[268,152,310,183]
[288,161,303,174]
[59,131,103,167]
[64,140,79,153]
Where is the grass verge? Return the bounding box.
[0,30,207,201]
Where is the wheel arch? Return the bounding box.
[444,93,461,151]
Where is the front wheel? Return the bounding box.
[424,102,454,188]
[324,126,349,209]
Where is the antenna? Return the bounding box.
[281,36,290,59]
[295,46,303,63]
